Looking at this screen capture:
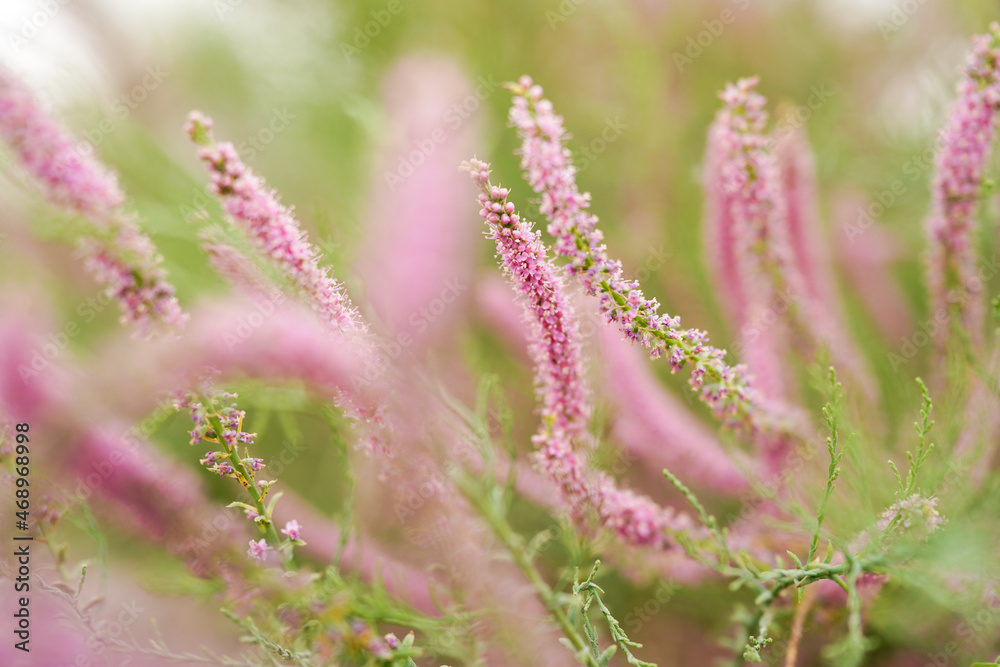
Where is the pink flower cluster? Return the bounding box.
[709,77,795,288]
[926,21,1000,348]
[0,68,185,337]
[877,494,945,539]
[186,111,366,336]
[176,387,255,448]
[508,76,774,436]
[466,159,691,549]
[0,68,124,219]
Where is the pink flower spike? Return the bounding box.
[247,538,270,563]
[281,520,302,540]
[925,22,1000,351]
[186,110,366,337]
[704,85,791,402]
[0,68,186,337]
[0,67,123,219]
[507,76,791,440]
[462,159,588,435]
[464,158,697,551]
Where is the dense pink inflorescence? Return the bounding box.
[0,68,185,337]
[0,68,124,218]
[186,111,366,336]
[704,80,792,401]
[709,78,797,290]
[708,78,877,404]
[508,76,776,437]
[465,158,691,549]
[925,22,1000,349]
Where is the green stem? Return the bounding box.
[455,474,597,667]
[206,415,290,568]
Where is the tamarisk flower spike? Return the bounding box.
[710,79,820,396]
[464,158,694,550]
[709,80,878,401]
[187,112,391,457]
[186,111,366,336]
[0,68,185,337]
[926,22,1000,350]
[704,84,791,402]
[507,76,789,440]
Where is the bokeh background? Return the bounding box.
[2,0,1000,665]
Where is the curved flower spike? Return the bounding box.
[465,158,695,550]
[507,76,792,441]
[925,22,1000,351]
[0,68,185,337]
[186,111,366,337]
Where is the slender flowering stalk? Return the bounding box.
[186,111,366,336]
[508,76,785,438]
[0,68,185,336]
[710,79,879,402]
[0,71,121,219]
[776,128,834,316]
[925,22,1000,350]
[174,385,305,567]
[709,78,799,304]
[704,88,792,401]
[707,78,823,408]
[465,158,693,550]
